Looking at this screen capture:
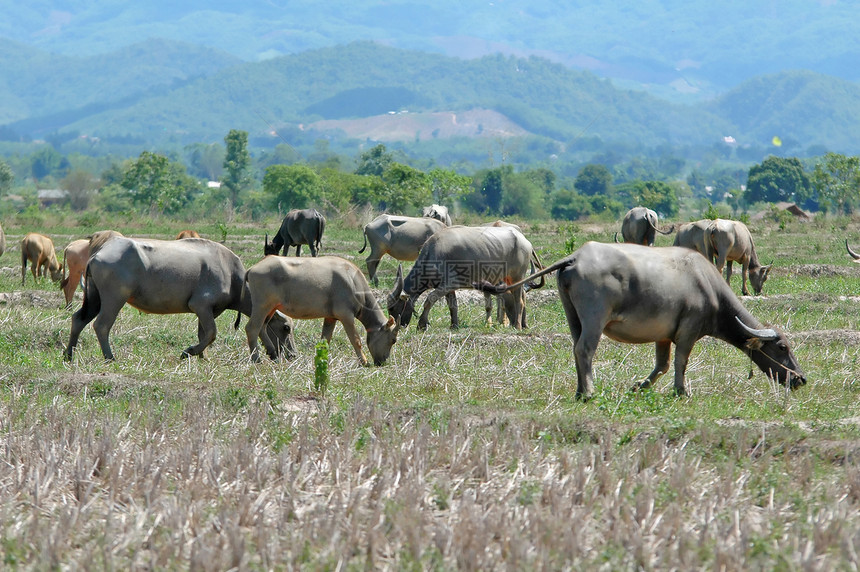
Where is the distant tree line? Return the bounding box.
[1,131,859,220]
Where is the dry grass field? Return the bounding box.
[1,212,859,570]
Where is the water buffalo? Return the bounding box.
[175,230,200,239]
[708,219,771,296]
[388,225,543,331]
[242,255,400,366]
[617,206,674,246]
[0,221,6,257]
[847,239,860,262]
[60,239,90,307]
[422,204,453,226]
[359,214,447,286]
[64,236,296,362]
[264,208,326,257]
[478,242,805,400]
[673,220,715,263]
[21,233,63,285]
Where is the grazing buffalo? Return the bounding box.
[422,204,453,226]
[264,208,326,257]
[65,236,296,362]
[617,206,674,246]
[242,255,400,366]
[0,221,6,257]
[673,220,715,263]
[708,219,771,296]
[847,239,860,262]
[478,242,805,400]
[21,233,63,285]
[175,230,200,239]
[60,239,90,307]
[388,225,543,331]
[359,214,447,286]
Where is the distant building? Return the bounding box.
[37,189,69,208]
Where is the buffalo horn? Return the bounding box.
[386,264,404,306]
[846,239,860,261]
[735,316,778,340]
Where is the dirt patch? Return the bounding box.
[784,264,860,278]
[306,108,529,142]
[0,290,60,308]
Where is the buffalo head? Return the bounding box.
[749,262,773,295]
[737,317,806,389]
[263,233,280,256]
[367,315,401,366]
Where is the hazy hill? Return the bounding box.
[48,43,732,150]
[2,1,858,95]
[3,41,860,162]
[0,38,240,126]
[708,70,860,153]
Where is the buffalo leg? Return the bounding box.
[91,299,126,361]
[321,318,337,342]
[366,255,382,287]
[245,307,275,362]
[483,293,493,324]
[740,262,750,296]
[445,291,459,329]
[634,341,671,392]
[417,288,451,330]
[183,302,217,358]
[337,318,368,366]
[672,338,696,397]
[295,245,302,257]
[65,297,102,361]
[560,293,597,400]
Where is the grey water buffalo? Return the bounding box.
[477,242,805,400]
[673,220,715,262]
[64,236,296,362]
[847,239,860,262]
[60,239,90,307]
[359,214,447,286]
[175,229,200,239]
[265,208,326,257]
[617,206,674,246]
[242,255,400,366]
[422,204,453,226]
[388,225,543,331]
[708,219,771,295]
[0,221,6,257]
[21,233,63,285]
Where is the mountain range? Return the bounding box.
[1,2,859,164]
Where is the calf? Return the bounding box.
[243,255,400,366]
[21,232,63,285]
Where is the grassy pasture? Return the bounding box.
[1,213,860,569]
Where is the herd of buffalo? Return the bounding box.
[8,202,860,398]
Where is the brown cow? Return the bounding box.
[60,239,90,307]
[21,233,63,285]
[176,230,200,239]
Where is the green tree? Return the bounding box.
[222,129,251,207]
[574,164,613,197]
[634,180,679,218]
[262,164,323,210]
[185,143,225,180]
[355,144,394,177]
[61,169,99,211]
[811,152,860,214]
[501,172,547,218]
[379,163,431,213]
[428,168,472,206]
[121,151,198,214]
[31,146,69,180]
[0,159,13,196]
[745,156,811,204]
